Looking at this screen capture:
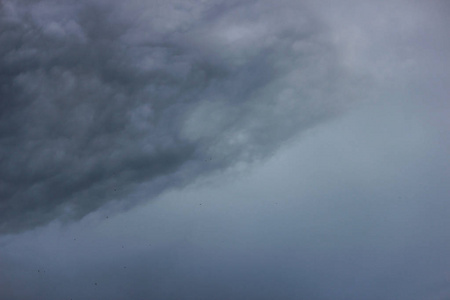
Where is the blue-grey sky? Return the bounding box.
[1,0,450,299]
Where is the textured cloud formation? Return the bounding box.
[0,0,352,233]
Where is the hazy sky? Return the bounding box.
[1,0,449,299]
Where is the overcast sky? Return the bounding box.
[1,0,449,299]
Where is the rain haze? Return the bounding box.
[1,0,449,299]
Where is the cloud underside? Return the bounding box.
[0,0,351,233]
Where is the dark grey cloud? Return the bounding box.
[1,0,450,299]
[0,0,351,233]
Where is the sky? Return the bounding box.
[0,0,449,299]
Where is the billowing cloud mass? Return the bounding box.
[1,0,450,299]
[0,0,354,233]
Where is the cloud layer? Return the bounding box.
[0,0,353,233]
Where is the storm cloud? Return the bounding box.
[0,0,352,233]
[1,0,450,299]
